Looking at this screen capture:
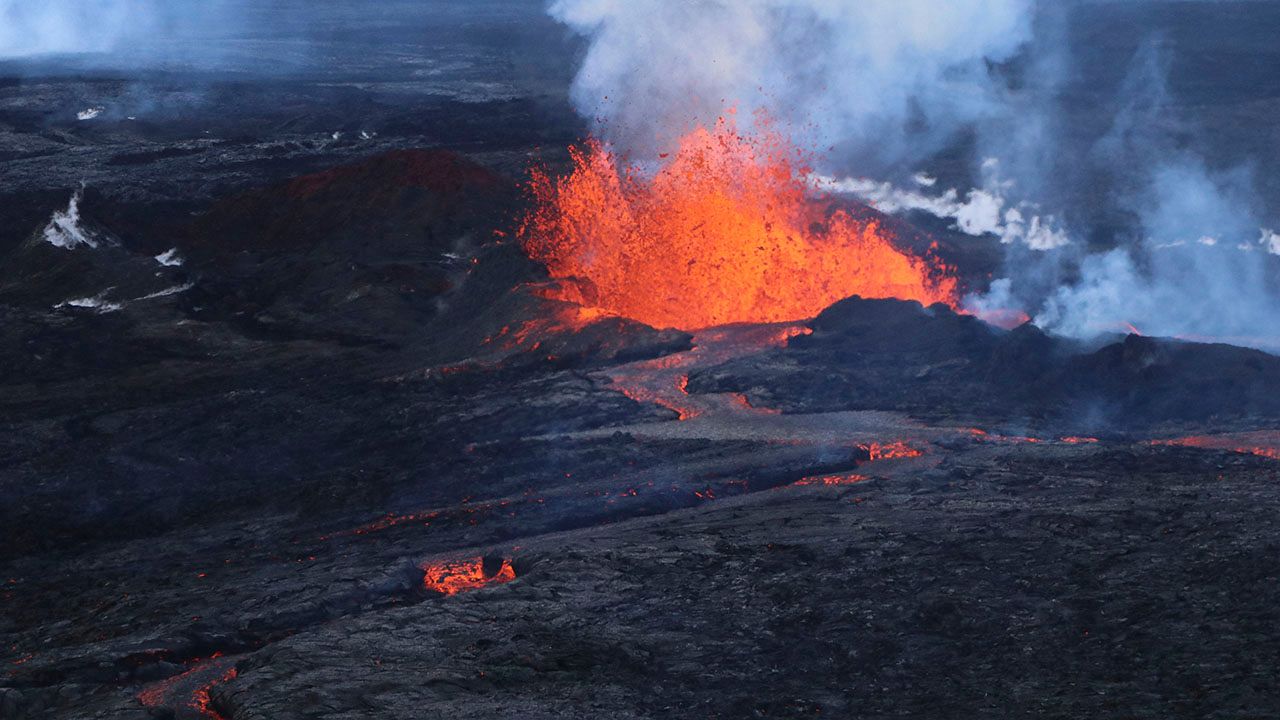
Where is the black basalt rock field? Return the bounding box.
[6,3,1280,719]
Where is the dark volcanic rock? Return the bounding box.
[1058,334,1280,423]
[184,148,515,259]
[688,295,1280,431]
[6,7,1280,715]
[171,149,526,343]
[0,196,189,313]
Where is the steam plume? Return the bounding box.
[548,0,1280,350]
[549,0,1036,169]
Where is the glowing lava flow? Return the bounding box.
[861,441,923,460]
[793,473,869,487]
[1149,432,1280,460]
[520,116,957,330]
[963,429,1102,445]
[422,557,516,595]
[137,654,238,720]
[606,323,809,420]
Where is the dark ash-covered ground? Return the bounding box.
[5,2,1280,719]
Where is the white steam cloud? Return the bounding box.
[42,189,99,250]
[549,0,1280,350]
[1262,229,1280,256]
[0,2,130,57]
[0,1,245,61]
[817,158,1071,250]
[550,0,1035,167]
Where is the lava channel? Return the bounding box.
[606,322,809,421]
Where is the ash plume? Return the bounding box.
[548,0,1280,350]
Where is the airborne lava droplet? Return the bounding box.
[519,115,957,330]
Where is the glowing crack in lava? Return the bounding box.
[422,557,516,595]
[520,116,957,329]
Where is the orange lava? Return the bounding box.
[606,323,807,421]
[862,441,923,460]
[794,473,869,487]
[322,497,516,541]
[730,392,780,415]
[966,431,1102,445]
[1150,433,1280,460]
[342,510,441,537]
[136,679,173,708]
[137,654,237,720]
[484,304,611,352]
[613,371,699,420]
[192,668,237,719]
[422,557,516,595]
[520,115,957,330]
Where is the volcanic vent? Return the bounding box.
[519,115,957,330]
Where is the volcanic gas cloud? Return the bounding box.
[520,116,957,330]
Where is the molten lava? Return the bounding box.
[794,473,869,487]
[1150,433,1280,460]
[1061,436,1100,444]
[422,557,516,595]
[137,654,237,720]
[862,441,923,460]
[606,322,808,421]
[520,116,957,329]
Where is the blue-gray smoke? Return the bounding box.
[0,0,247,64]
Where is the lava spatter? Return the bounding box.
[519,115,957,330]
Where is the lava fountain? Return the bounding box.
[519,115,957,330]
